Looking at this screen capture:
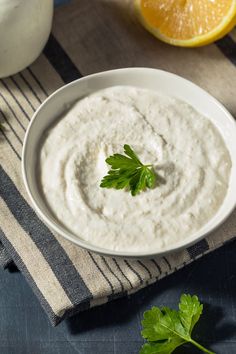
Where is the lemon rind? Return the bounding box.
[135,0,236,47]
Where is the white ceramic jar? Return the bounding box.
[0,0,53,78]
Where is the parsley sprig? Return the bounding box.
[100,144,156,196]
[140,294,215,354]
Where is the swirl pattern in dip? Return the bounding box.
[39,86,231,252]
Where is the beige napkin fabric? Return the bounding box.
[0,0,236,325]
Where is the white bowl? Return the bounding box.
[22,68,236,258]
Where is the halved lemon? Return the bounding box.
[135,0,236,47]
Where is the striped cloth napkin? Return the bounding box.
[1,1,236,325]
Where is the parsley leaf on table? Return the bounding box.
[140,294,215,354]
[100,144,156,196]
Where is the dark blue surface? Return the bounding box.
[54,0,71,6]
[0,241,236,354]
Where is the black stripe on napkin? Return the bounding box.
[124,260,143,286]
[112,258,133,289]
[137,260,152,279]
[88,252,114,295]
[10,77,36,111]
[0,165,92,306]
[0,80,30,121]
[187,239,209,259]
[0,228,60,325]
[27,68,48,97]
[0,109,23,145]
[108,291,128,301]
[163,256,171,271]
[44,35,83,83]
[0,127,21,160]
[0,93,26,132]
[216,35,236,67]
[19,72,43,104]
[102,256,125,292]
[151,259,161,275]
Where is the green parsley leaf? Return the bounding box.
[100,144,156,196]
[179,294,203,334]
[140,339,184,354]
[123,144,142,164]
[140,294,215,354]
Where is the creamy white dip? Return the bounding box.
[39,86,231,252]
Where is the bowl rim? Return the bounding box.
[22,67,236,259]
